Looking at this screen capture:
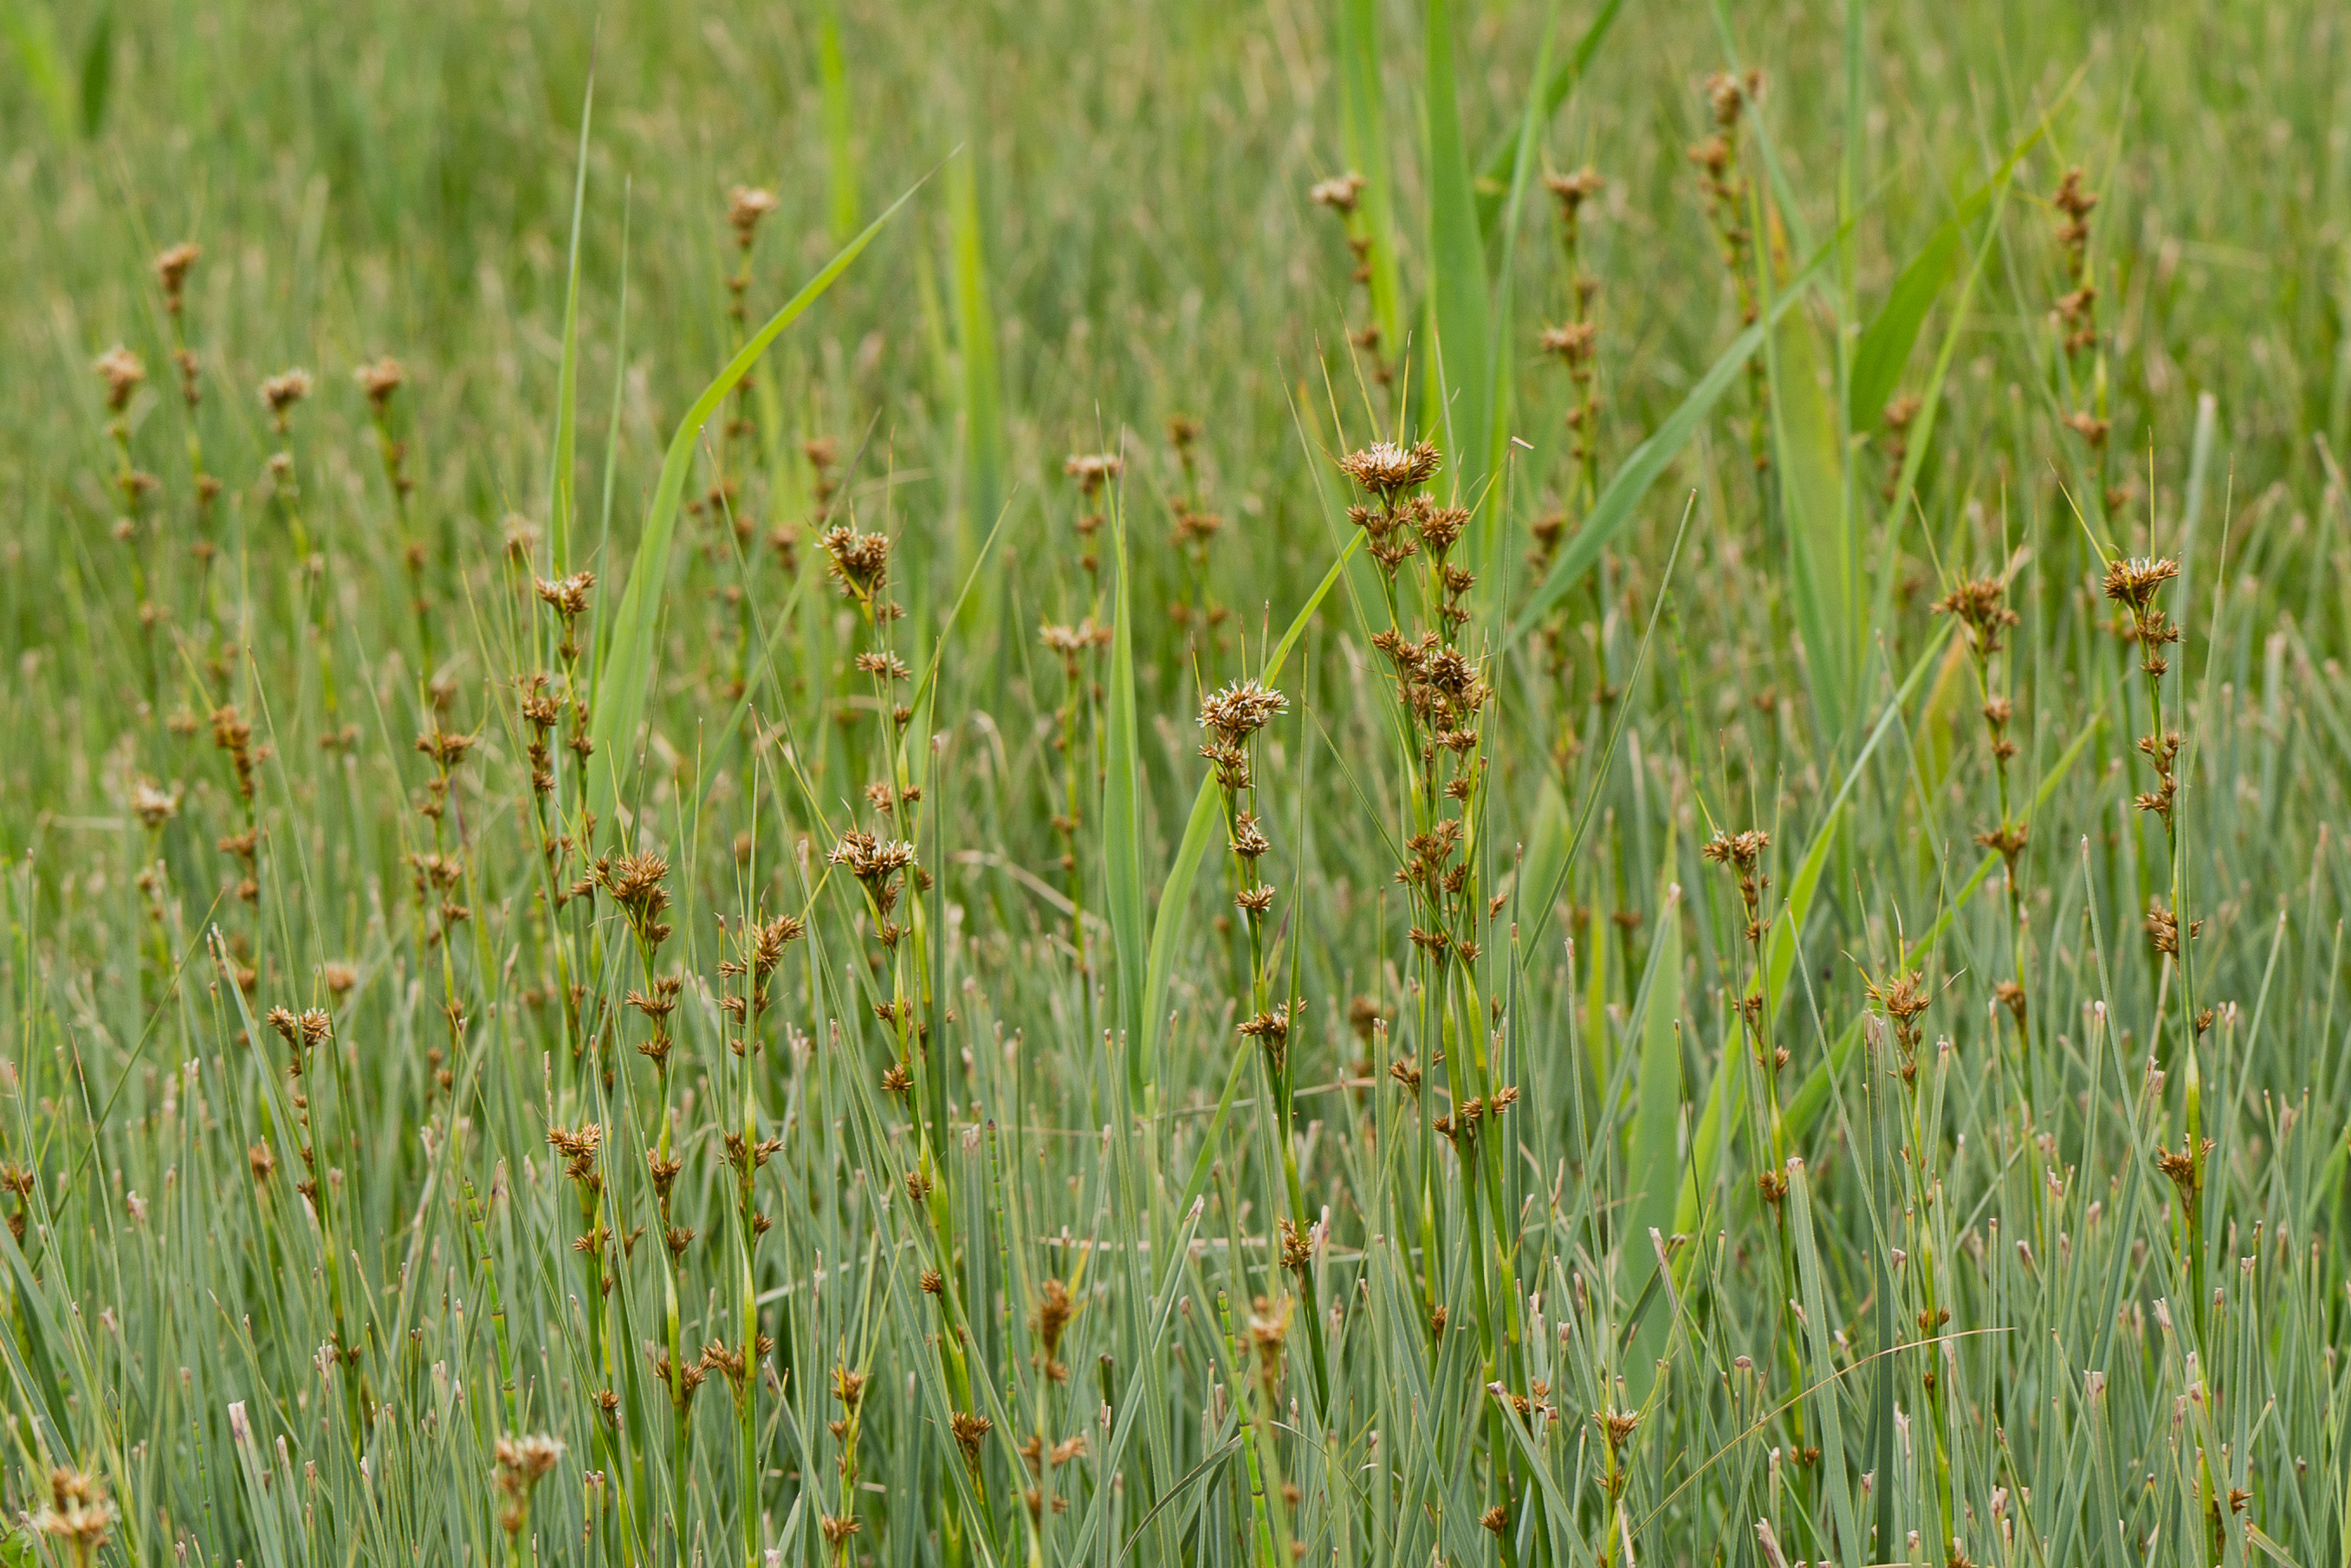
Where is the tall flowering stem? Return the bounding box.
[1337,437,1530,1546]
[818,521,987,1532]
[2103,552,2212,1344]
[1933,573,2031,1047]
[1200,668,1314,1558]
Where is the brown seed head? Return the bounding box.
[1309,172,1368,215]
[728,185,780,243]
[1932,575,2020,652]
[354,357,405,411]
[1034,1277,1075,1355]
[35,1467,113,1552]
[534,570,597,620]
[950,1410,994,1464]
[1198,678,1287,745]
[1538,321,1598,364]
[1544,167,1606,213]
[2053,167,2099,220]
[1705,70,1751,127]
[130,778,181,828]
[1595,1407,1641,1450]
[153,242,202,299]
[2100,556,2178,613]
[818,525,892,599]
[1062,452,1124,496]
[261,368,314,420]
[94,346,146,411]
[1337,439,1441,500]
[1700,828,1771,872]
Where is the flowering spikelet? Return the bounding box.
[130,779,181,828]
[1933,575,2021,653]
[596,852,674,948]
[2100,555,2179,614]
[153,242,202,305]
[261,368,314,430]
[354,356,405,410]
[1198,679,1286,792]
[94,347,146,411]
[1062,452,1124,495]
[34,1467,114,1556]
[819,525,892,600]
[1337,439,1441,500]
[1544,167,1605,216]
[1198,679,1287,743]
[1309,172,1367,214]
[728,185,780,243]
[492,1433,563,1537]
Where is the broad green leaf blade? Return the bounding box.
[74,2,110,139]
[1625,878,1684,1393]
[949,150,1004,567]
[1773,297,1858,740]
[1478,10,1558,528]
[1846,198,1970,430]
[0,3,74,141]
[1422,0,1491,494]
[1507,235,1840,647]
[1336,0,1402,359]
[1472,0,1627,234]
[1848,85,2069,429]
[548,67,593,574]
[816,0,858,243]
[588,177,923,829]
[1104,482,1147,1087]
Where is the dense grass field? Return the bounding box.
[7,0,2351,1563]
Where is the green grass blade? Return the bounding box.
[949,149,1005,567]
[0,2,74,140]
[587,175,925,829]
[1506,233,1842,647]
[1771,295,1858,741]
[1847,198,1971,431]
[816,0,858,242]
[548,64,593,575]
[1480,10,1558,515]
[74,3,109,139]
[1780,708,2107,1136]
[1336,0,1403,359]
[1848,83,2067,429]
[1625,878,1684,1393]
[1473,0,1627,234]
[1422,0,1492,494]
[1104,479,1147,1086]
[1786,1160,1865,1562]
